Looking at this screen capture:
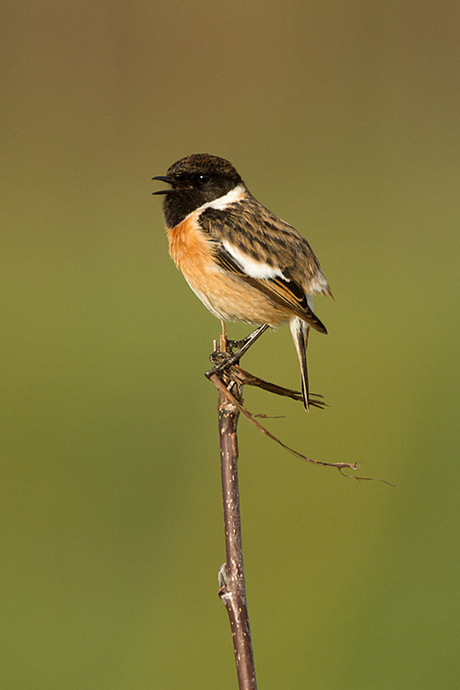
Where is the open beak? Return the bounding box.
[152,175,175,195]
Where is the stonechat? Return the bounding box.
[153,153,332,410]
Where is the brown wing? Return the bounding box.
[199,197,330,333]
[212,238,327,334]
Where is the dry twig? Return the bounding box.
[207,326,392,689]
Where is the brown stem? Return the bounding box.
[208,325,388,686]
[217,381,257,690]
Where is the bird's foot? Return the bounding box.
[205,324,269,379]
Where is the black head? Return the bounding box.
[153,154,243,228]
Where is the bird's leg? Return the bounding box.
[205,324,269,379]
[228,324,269,360]
[218,319,228,355]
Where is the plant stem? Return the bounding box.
[217,383,257,690]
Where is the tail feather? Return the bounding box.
[290,318,310,411]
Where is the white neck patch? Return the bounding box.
[196,183,246,214]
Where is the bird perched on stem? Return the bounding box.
[153,153,332,410]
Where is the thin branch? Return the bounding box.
[209,373,357,471]
[218,385,257,689]
[216,330,257,690]
[209,373,394,485]
[209,326,392,688]
[230,364,327,409]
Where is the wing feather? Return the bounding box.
[213,240,327,334]
[198,198,330,334]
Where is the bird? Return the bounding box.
[153,153,332,410]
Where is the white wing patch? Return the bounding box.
[222,240,285,280]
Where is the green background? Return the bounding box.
[2,1,459,688]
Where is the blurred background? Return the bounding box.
[1,1,459,688]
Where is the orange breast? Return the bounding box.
[167,214,213,272]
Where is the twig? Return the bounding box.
[218,385,257,689]
[216,330,257,689]
[230,364,327,409]
[208,326,392,688]
[210,373,394,485]
[209,374,357,471]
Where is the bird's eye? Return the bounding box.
[198,174,211,184]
